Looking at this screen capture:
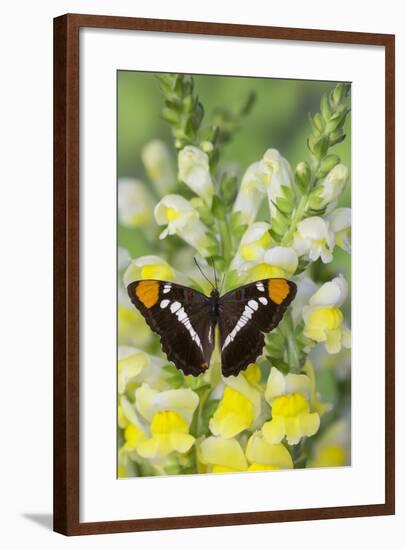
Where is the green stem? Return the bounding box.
[281,159,321,247]
[217,218,232,265]
[281,195,308,247]
[281,311,301,374]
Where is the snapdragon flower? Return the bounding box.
[230,222,272,271]
[199,433,293,473]
[123,255,175,287]
[245,431,293,470]
[293,216,335,263]
[178,146,214,205]
[118,178,155,227]
[263,367,320,445]
[327,207,351,252]
[259,149,295,221]
[155,194,217,256]
[307,418,350,468]
[232,162,266,225]
[199,436,248,473]
[246,246,298,281]
[142,139,176,195]
[310,164,349,210]
[302,275,351,354]
[134,384,199,459]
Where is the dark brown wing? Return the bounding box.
[218,278,297,377]
[127,280,216,376]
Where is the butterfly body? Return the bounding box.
[127,278,297,377]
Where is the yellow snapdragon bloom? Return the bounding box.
[199,436,248,473]
[303,275,351,354]
[209,387,254,438]
[199,433,293,473]
[262,392,320,445]
[264,367,320,445]
[307,419,350,468]
[230,222,271,270]
[137,410,195,458]
[246,431,293,470]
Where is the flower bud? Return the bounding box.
[295,161,311,191]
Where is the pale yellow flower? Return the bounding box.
[246,431,293,470]
[309,164,349,210]
[178,146,214,205]
[137,410,195,458]
[263,367,320,445]
[123,255,175,287]
[246,246,298,281]
[307,418,350,468]
[232,162,266,225]
[259,149,294,219]
[142,139,176,195]
[231,222,272,270]
[327,207,351,252]
[209,387,255,438]
[303,275,351,354]
[118,178,155,227]
[293,216,335,264]
[154,194,215,256]
[135,383,199,426]
[199,436,248,473]
[263,393,320,445]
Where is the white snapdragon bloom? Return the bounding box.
[259,149,294,219]
[135,383,199,426]
[293,216,335,263]
[246,246,298,281]
[230,222,272,270]
[302,275,351,354]
[232,162,266,225]
[178,146,214,205]
[327,207,351,252]
[316,164,349,209]
[141,139,176,195]
[155,194,215,256]
[118,346,172,393]
[118,178,155,227]
[123,255,175,287]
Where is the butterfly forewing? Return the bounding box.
[218,278,297,377]
[127,280,216,376]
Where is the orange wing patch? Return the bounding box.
[268,279,290,304]
[135,280,159,308]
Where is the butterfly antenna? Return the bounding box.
[194,258,215,289]
[210,257,218,290]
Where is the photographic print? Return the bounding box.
[117,71,351,479]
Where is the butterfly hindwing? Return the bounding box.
[127,280,215,376]
[218,278,297,377]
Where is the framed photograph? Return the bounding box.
[53,14,395,535]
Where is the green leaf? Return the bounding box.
[269,357,290,375]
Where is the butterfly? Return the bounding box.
[127,274,297,378]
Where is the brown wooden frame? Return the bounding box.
[53,13,395,536]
